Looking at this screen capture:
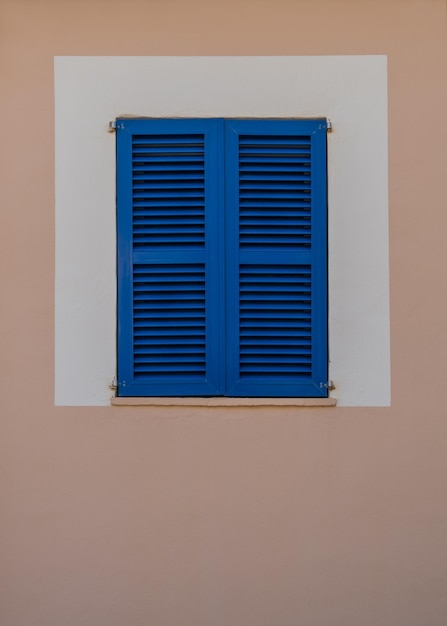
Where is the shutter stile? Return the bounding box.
[117,119,224,396]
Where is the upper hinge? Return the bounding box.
[108,120,117,133]
[326,119,333,132]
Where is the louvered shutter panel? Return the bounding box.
[224,120,328,397]
[117,119,225,396]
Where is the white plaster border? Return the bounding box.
[54,56,390,406]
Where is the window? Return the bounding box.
[116,118,328,397]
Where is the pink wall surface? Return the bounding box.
[1,1,447,625]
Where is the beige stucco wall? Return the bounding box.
[1,1,447,625]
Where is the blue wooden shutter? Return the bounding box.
[116,119,225,396]
[224,120,328,397]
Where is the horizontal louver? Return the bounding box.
[239,135,311,248]
[132,134,205,247]
[133,264,206,378]
[239,265,312,379]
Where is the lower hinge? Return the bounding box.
[109,376,118,394]
[320,380,335,391]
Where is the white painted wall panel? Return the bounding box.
[55,56,389,406]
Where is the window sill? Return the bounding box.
[111,397,336,407]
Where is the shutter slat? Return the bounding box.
[239,146,310,153]
[133,191,204,198]
[237,137,310,146]
[133,146,204,154]
[239,157,311,164]
[240,192,311,199]
[239,165,310,173]
[241,343,310,358]
[133,176,204,188]
[132,155,204,163]
[133,329,205,337]
[132,134,204,144]
[134,345,205,353]
[132,199,204,207]
[240,173,310,179]
[134,213,203,219]
[134,220,203,227]
[133,165,205,172]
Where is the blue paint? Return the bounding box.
[117,118,327,397]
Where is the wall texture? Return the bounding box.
[1,1,447,625]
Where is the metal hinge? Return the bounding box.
[326,119,333,132]
[320,380,335,391]
[109,376,118,394]
[108,120,117,133]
